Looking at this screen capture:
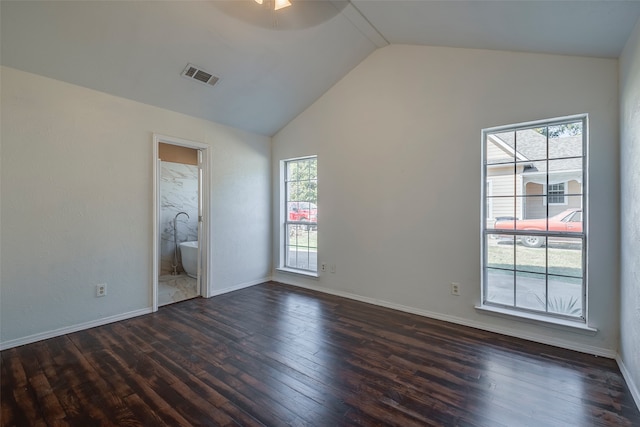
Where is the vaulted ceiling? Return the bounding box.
[2,1,640,136]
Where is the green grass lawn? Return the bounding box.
[288,226,317,250]
[487,239,582,278]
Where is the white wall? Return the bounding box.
[620,18,640,406]
[272,45,620,356]
[0,66,271,347]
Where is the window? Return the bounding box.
[545,182,568,205]
[547,183,565,204]
[283,156,317,273]
[482,115,586,322]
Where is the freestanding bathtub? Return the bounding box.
[179,241,198,278]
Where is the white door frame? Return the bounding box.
[152,134,212,312]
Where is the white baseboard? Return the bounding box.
[616,355,640,412]
[0,277,270,351]
[209,276,270,297]
[277,278,617,359]
[0,308,152,351]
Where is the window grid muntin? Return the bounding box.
[481,115,587,322]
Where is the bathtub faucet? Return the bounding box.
[175,211,189,221]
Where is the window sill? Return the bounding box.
[276,267,319,278]
[475,304,598,335]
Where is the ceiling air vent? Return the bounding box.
[181,64,220,87]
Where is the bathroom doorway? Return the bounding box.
[152,135,211,311]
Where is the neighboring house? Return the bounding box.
[486,128,583,224]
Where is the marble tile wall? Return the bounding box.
[160,161,199,276]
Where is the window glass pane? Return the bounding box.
[289,248,309,270]
[487,166,516,196]
[548,158,582,174]
[548,122,583,159]
[486,131,515,165]
[286,245,298,267]
[288,224,304,246]
[298,161,311,181]
[518,195,546,227]
[286,182,296,201]
[287,161,299,181]
[309,228,317,250]
[486,165,517,229]
[485,195,494,228]
[490,197,516,230]
[286,247,317,271]
[515,128,547,162]
[486,234,514,269]
[548,238,582,277]
[287,224,300,247]
[288,226,317,250]
[309,249,317,270]
[515,243,546,274]
[515,271,546,311]
[520,162,546,212]
[485,268,514,306]
[311,159,318,183]
[548,275,583,318]
[288,182,303,203]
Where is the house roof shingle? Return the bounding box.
[491,128,582,173]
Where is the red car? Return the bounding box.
[494,208,582,247]
[288,202,317,223]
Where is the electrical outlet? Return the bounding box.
[96,283,107,297]
[451,282,460,296]
[321,263,327,272]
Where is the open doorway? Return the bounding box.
[153,135,210,311]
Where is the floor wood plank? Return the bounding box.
[2,281,639,426]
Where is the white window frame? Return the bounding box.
[480,114,588,325]
[280,156,318,275]
[486,180,494,219]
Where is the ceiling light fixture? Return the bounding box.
[255,0,292,11]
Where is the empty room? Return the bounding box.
[1,1,640,425]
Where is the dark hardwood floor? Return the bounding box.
[2,281,639,426]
